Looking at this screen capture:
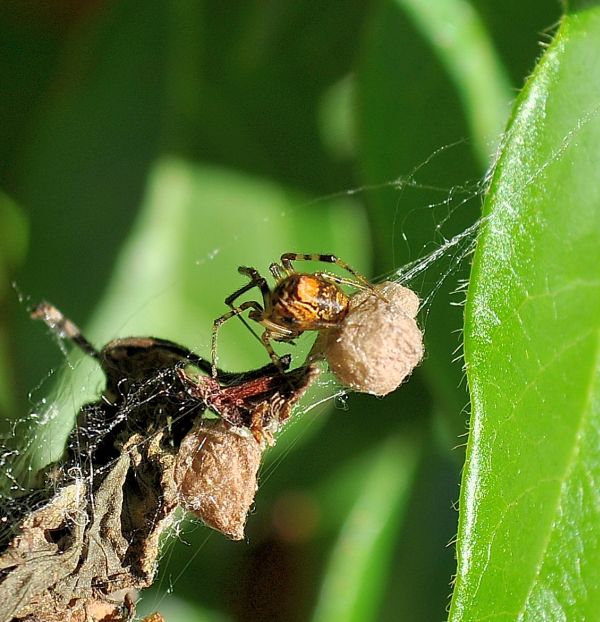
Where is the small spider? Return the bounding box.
[211,253,374,376]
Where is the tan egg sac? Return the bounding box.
[174,420,263,541]
[319,281,424,396]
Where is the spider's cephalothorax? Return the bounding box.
[212,253,373,376]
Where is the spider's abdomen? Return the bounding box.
[271,274,349,331]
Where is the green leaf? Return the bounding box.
[311,436,420,622]
[452,7,600,620]
[137,594,231,622]
[0,193,28,420]
[394,0,512,165]
[14,0,172,399]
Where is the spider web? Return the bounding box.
[0,139,487,616]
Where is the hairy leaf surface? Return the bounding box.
[453,6,600,619]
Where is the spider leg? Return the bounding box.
[224,266,276,352]
[314,271,371,292]
[280,253,373,290]
[212,300,265,377]
[269,262,286,281]
[260,329,286,371]
[225,266,271,308]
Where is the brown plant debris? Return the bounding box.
[0,303,318,622]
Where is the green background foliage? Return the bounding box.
[2,1,598,620]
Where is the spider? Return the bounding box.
[211,253,375,376]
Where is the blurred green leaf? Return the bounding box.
[175,0,370,192]
[312,435,419,622]
[137,593,232,622]
[14,0,172,399]
[0,192,28,419]
[0,193,28,275]
[395,0,512,164]
[318,76,357,161]
[452,6,600,620]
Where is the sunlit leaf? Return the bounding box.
[452,7,600,619]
